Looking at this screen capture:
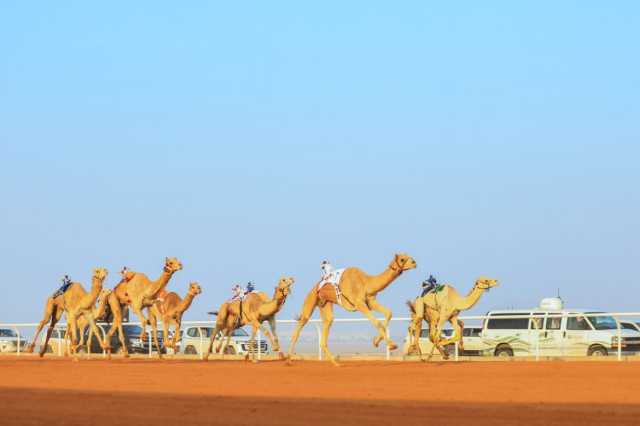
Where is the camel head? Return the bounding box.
[188,282,202,296]
[92,267,109,284]
[164,257,183,273]
[98,288,111,298]
[276,276,295,297]
[390,253,417,273]
[475,276,499,290]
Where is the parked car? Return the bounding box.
[181,326,268,356]
[480,298,640,357]
[620,321,640,333]
[79,324,169,354]
[0,328,27,353]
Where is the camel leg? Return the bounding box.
[39,305,62,358]
[66,313,80,359]
[217,329,232,356]
[104,296,128,358]
[161,316,171,350]
[439,315,464,348]
[29,298,57,353]
[318,303,339,366]
[146,311,163,359]
[85,314,106,354]
[246,317,263,363]
[86,324,94,356]
[427,315,450,361]
[411,317,424,358]
[204,324,225,361]
[366,297,393,348]
[287,289,319,362]
[171,318,181,352]
[356,303,397,351]
[266,317,282,354]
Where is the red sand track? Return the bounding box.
[1,357,639,425]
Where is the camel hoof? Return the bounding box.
[277,352,285,360]
[388,342,398,351]
[373,336,383,347]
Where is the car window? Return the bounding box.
[0,329,17,337]
[567,315,591,331]
[487,313,529,330]
[232,329,249,337]
[420,329,429,338]
[186,328,198,338]
[621,323,637,330]
[469,328,482,337]
[545,316,562,330]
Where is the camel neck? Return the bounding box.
[94,294,109,317]
[457,285,485,311]
[178,291,197,313]
[151,270,173,295]
[366,266,401,295]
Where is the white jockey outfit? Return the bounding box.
[317,260,344,303]
[229,284,245,302]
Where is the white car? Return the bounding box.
[480,298,640,357]
[181,326,269,356]
[0,328,27,353]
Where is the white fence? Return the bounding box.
[1,311,639,361]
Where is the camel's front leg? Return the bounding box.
[204,324,224,361]
[247,318,263,363]
[356,303,397,351]
[319,303,339,366]
[85,314,107,354]
[161,316,171,350]
[287,289,319,363]
[439,315,464,348]
[171,318,181,352]
[366,297,393,348]
[66,314,80,359]
[266,317,281,353]
[410,317,424,357]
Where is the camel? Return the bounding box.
[287,253,417,366]
[103,257,183,358]
[204,277,295,362]
[27,290,67,354]
[407,276,498,360]
[149,282,202,351]
[37,268,110,357]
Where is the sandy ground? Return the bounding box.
[1,357,639,425]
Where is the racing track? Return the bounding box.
[1,357,639,425]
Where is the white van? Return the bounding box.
[480,298,640,357]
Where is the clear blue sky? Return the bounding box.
[1,2,639,324]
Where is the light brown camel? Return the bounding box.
[38,268,110,357]
[204,277,295,362]
[287,253,417,366]
[149,282,202,351]
[407,276,498,360]
[104,257,183,358]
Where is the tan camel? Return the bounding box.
[407,276,498,360]
[104,257,183,358]
[38,268,110,357]
[287,253,417,366]
[149,282,202,351]
[204,277,295,362]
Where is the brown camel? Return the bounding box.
[149,282,202,351]
[104,257,183,358]
[407,276,498,360]
[204,277,295,362]
[37,268,110,357]
[287,253,417,366]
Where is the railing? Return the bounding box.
[1,311,639,361]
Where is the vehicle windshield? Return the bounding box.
[0,329,17,337]
[124,325,143,335]
[232,329,249,337]
[586,313,618,330]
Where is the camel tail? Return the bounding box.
[406,300,416,315]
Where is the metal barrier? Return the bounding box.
[1,311,639,361]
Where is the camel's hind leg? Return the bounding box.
[318,303,339,366]
[366,297,394,348]
[39,305,62,358]
[28,298,56,353]
[204,323,225,361]
[286,288,319,362]
[104,296,128,358]
[146,311,163,359]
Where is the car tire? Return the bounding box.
[588,346,608,357]
[184,346,197,355]
[494,345,514,357]
[223,346,236,355]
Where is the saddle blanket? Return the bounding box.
[318,268,346,289]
